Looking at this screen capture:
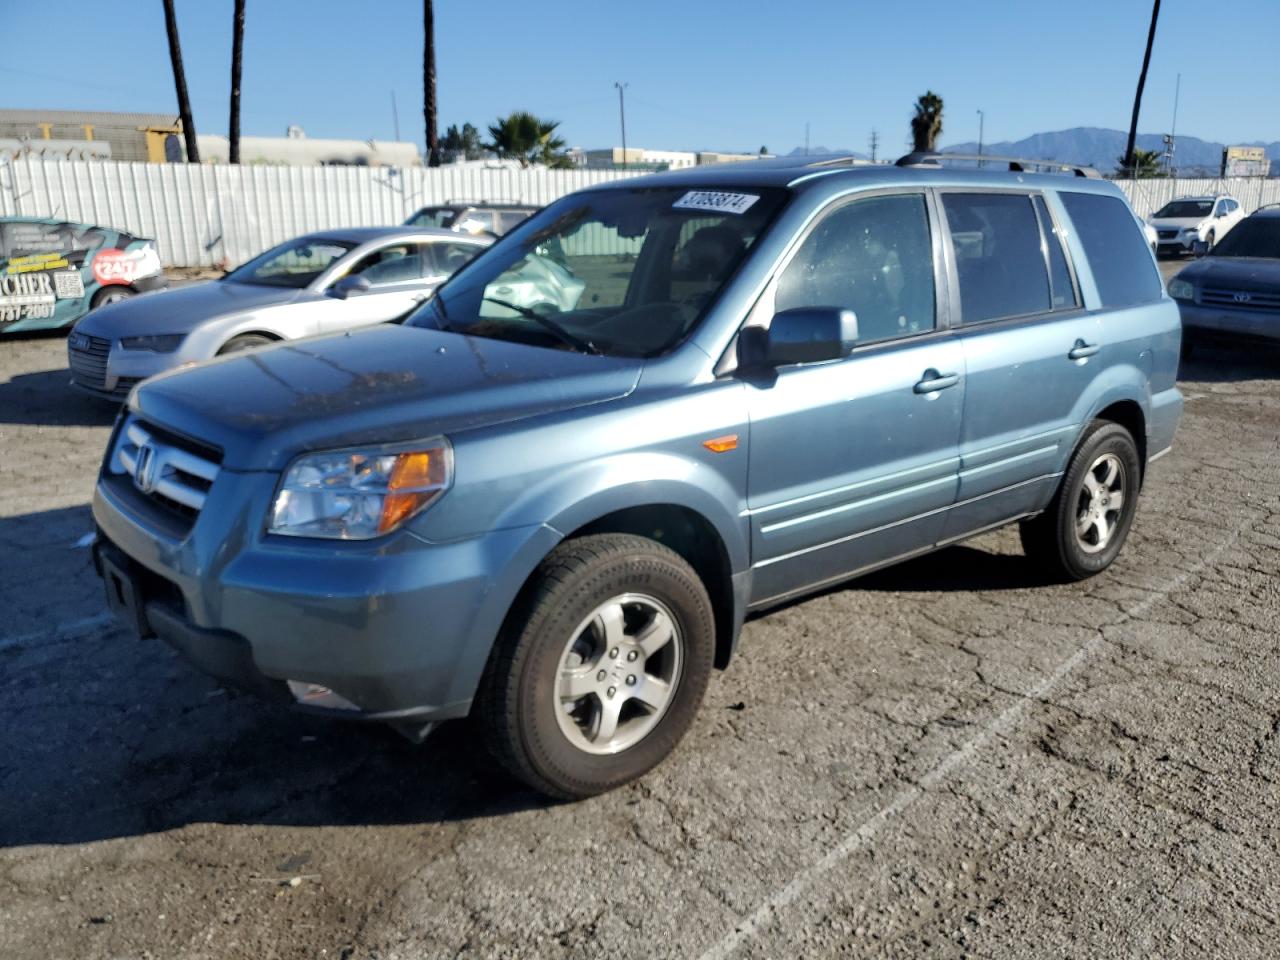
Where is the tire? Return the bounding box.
[1205,230,1215,252]
[477,533,715,799]
[1020,421,1143,582]
[91,286,135,310]
[217,333,274,355]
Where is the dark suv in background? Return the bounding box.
[404,201,537,237]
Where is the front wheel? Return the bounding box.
[91,286,135,310]
[217,333,274,355]
[1020,421,1142,581]
[1204,230,1215,252]
[477,533,715,799]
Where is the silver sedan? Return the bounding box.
[67,226,491,399]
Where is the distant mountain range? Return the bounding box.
[788,127,1280,174]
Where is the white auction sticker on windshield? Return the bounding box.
[672,191,760,215]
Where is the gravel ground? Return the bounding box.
[3,278,1279,958]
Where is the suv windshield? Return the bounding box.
[407,186,786,357]
[1209,217,1280,259]
[1154,199,1214,218]
[406,206,460,229]
[225,237,354,288]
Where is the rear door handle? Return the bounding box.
[1068,340,1100,361]
[914,369,960,394]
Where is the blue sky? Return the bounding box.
[3,1,1278,153]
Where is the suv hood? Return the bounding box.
[131,324,643,470]
[1148,216,1206,231]
[1176,256,1280,292]
[78,280,303,337]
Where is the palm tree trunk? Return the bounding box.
[229,0,245,164]
[161,0,200,163]
[423,0,439,166]
[1123,0,1161,177]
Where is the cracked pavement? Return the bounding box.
[2,309,1279,958]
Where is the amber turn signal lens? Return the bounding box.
[378,451,443,533]
[702,434,739,453]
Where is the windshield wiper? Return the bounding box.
[481,297,601,355]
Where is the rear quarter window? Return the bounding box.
[1058,192,1163,308]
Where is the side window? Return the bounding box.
[1059,192,1163,308]
[942,193,1051,323]
[498,210,529,233]
[1033,196,1078,310]
[774,193,936,344]
[429,241,483,276]
[347,243,430,286]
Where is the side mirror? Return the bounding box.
[738,307,859,369]
[1191,240,1209,258]
[328,275,372,300]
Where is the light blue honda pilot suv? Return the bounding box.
[92,152,1181,798]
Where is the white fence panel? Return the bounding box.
[0,157,642,268]
[1115,177,1280,219]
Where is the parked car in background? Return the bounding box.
[1169,204,1280,355]
[1,216,165,335]
[1148,194,1244,256]
[68,226,489,399]
[404,201,538,237]
[91,153,1180,798]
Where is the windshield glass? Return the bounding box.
[1154,199,1214,219]
[225,237,354,288]
[406,186,787,357]
[1209,218,1280,259]
[406,206,459,229]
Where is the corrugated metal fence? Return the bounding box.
[0,157,641,268]
[3,156,1279,268]
[1113,177,1280,219]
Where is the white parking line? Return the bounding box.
[0,612,112,652]
[697,522,1247,960]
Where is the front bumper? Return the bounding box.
[1177,302,1280,344]
[93,468,560,724]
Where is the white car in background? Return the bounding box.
[1148,195,1244,256]
[67,227,490,399]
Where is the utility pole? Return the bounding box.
[423,0,439,166]
[228,0,244,164]
[804,121,810,156]
[868,129,878,163]
[391,91,401,142]
[1165,72,1180,175]
[976,109,984,167]
[161,0,199,162]
[1123,0,1162,177]
[614,81,628,169]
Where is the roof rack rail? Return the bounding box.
[895,151,1101,179]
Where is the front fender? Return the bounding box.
[502,451,751,575]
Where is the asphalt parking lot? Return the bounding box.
[3,265,1279,959]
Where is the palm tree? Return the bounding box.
[1122,0,1162,177]
[228,0,245,164]
[161,0,199,162]
[910,92,944,152]
[423,0,439,166]
[486,112,568,168]
[1116,148,1164,178]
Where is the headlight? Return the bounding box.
[269,440,453,539]
[1168,279,1195,301]
[120,333,185,353]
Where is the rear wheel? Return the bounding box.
[217,333,274,355]
[1020,421,1142,581]
[477,533,715,799]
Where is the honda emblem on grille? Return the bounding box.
[134,442,159,494]
[1233,293,1252,304]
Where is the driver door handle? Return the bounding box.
[914,369,960,394]
[1068,339,1100,361]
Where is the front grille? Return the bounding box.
[1201,288,1280,313]
[68,334,112,391]
[1157,229,1180,240]
[111,418,222,533]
